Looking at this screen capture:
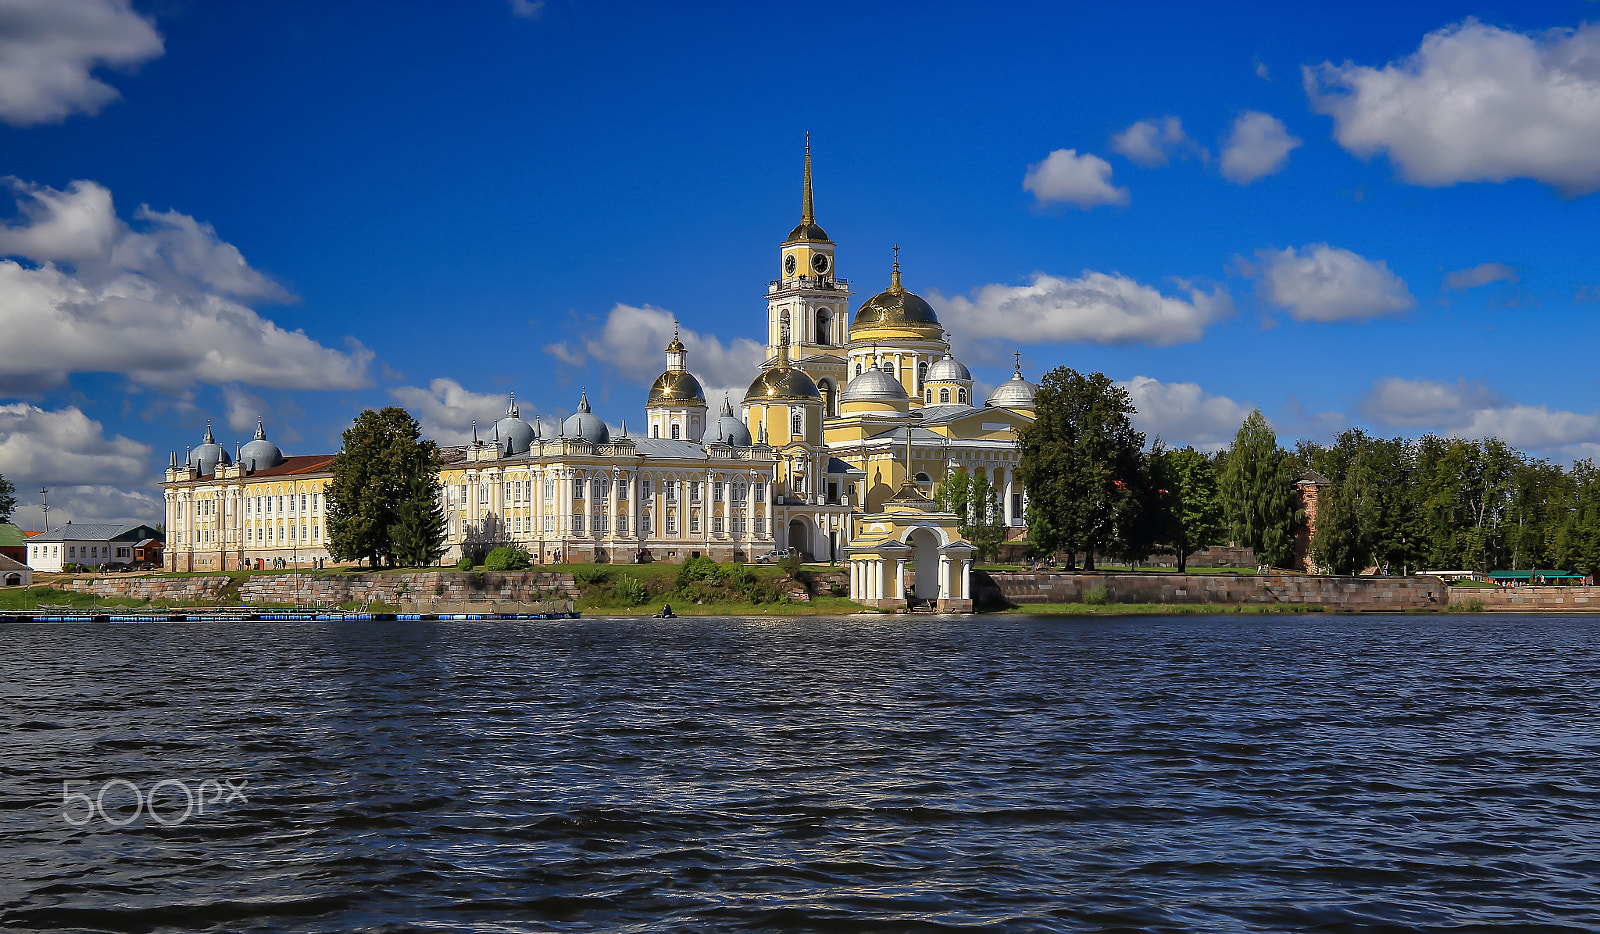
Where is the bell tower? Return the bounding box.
[768,135,852,364]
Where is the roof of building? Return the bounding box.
[0,553,28,573]
[247,454,336,478]
[631,438,711,458]
[646,369,708,407]
[840,366,908,403]
[29,523,163,544]
[925,353,972,382]
[0,523,26,547]
[825,457,866,476]
[1296,469,1332,486]
[851,262,941,332]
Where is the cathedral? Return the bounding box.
[162,144,1038,610]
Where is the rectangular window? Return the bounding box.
[1012,493,1022,519]
[300,494,307,511]
[754,481,766,501]
[573,513,584,532]
[713,516,724,533]
[313,493,319,511]
[616,515,627,532]
[595,478,609,501]
[543,515,554,532]
[734,516,747,535]
[666,481,677,503]
[543,480,553,500]
[642,479,652,498]
[690,513,700,533]
[666,515,677,534]
[642,514,653,534]
[690,481,701,503]
[754,516,765,534]
[313,526,320,541]
[574,479,585,501]
[713,482,723,503]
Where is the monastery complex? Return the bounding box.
[162,146,1039,610]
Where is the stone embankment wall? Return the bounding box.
[1446,585,1600,612]
[60,572,579,607]
[980,572,1447,612]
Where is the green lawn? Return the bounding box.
[0,586,156,611]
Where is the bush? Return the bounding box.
[574,567,611,586]
[1083,585,1109,605]
[456,556,473,571]
[612,574,649,606]
[484,546,531,572]
[677,555,722,588]
[778,553,802,575]
[723,563,755,588]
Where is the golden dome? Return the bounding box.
[743,362,821,403]
[851,258,941,333]
[666,335,686,353]
[646,370,707,407]
[785,221,831,243]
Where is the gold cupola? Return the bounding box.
[850,248,941,336]
[646,324,708,441]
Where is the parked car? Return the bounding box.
[756,547,795,564]
[104,562,133,573]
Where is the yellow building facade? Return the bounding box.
[162,146,1039,608]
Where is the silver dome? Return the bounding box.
[841,365,909,403]
[986,365,1038,409]
[561,391,610,444]
[925,353,972,383]
[239,418,284,471]
[187,423,232,475]
[706,396,752,446]
[494,394,536,455]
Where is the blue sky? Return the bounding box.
[2,0,1599,527]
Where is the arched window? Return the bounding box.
[958,388,967,404]
[855,363,862,377]
[918,360,928,386]
[818,379,835,417]
[652,424,659,438]
[815,309,831,346]
[940,388,950,403]
[791,409,803,437]
[915,472,931,482]
[925,389,932,403]
[671,424,680,439]
[779,311,790,343]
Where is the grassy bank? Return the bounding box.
[0,586,155,611]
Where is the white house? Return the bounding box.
[0,553,29,587]
[26,523,164,573]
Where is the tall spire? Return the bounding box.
[889,244,903,293]
[801,132,814,225]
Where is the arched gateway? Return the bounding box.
[846,481,974,612]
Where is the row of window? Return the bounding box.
[29,544,131,561]
[445,478,768,506]
[176,492,317,521]
[925,387,969,404]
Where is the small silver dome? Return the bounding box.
[239,418,284,470]
[841,365,909,403]
[561,390,610,444]
[706,396,752,446]
[925,353,972,383]
[187,423,232,475]
[986,365,1038,409]
[494,394,536,455]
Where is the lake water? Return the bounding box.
[2,614,1599,932]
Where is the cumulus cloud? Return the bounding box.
[1443,262,1517,290]
[931,272,1232,347]
[0,0,163,126]
[1250,244,1415,322]
[1219,111,1301,184]
[1306,20,1600,195]
[546,303,768,392]
[1119,375,1255,451]
[0,402,162,525]
[1361,376,1502,428]
[1360,376,1600,457]
[1111,117,1190,167]
[388,378,513,446]
[1023,149,1129,208]
[0,177,371,393]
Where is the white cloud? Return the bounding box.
[220,386,266,434]
[1219,111,1301,184]
[932,272,1232,347]
[1255,57,1271,81]
[508,0,545,18]
[1443,262,1517,290]
[1362,376,1501,428]
[0,0,163,126]
[388,378,514,446]
[1250,244,1415,322]
[1306,20,1600,195]
[0,402,163,526]
[547,303,768,392]
[1111,117,1189,167]
[1023,149,1129,208]
[1119,375,1255,451]
[0,177,371,393]
[1359,376,1600,458]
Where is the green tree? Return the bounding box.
[1219,410,1300,569]
[1015,367,1145,570]
[325,407,443,569]
[1160,447,1225,572]
[0,472,14,524]
[936,468,1005,562]
[391,473,449,567]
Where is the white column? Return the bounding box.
[1003,468,1015,525]
[939,555,950,602]
[894,559,905,600]
[960,559,971,599]
[628,471,639,546]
